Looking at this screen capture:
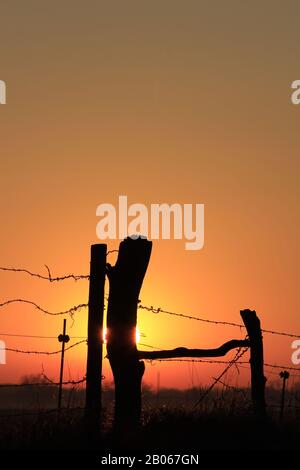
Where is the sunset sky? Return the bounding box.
[0,1,299,390]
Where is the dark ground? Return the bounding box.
[0,382,300,452]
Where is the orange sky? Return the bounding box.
[0,1,299,390]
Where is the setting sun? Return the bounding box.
[103,327,141,344]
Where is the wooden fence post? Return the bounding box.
[85,243,107,426]
[240,309,266,417]
[106,237,152,436]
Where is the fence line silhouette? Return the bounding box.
[1,339,298,375]
[0,260,299,420]
[0,293,299,339]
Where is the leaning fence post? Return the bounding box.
[106,237,152,436]
[240,309,266,417]
[85,243,107,426]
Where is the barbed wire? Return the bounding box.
[264,363,300,372]
[0,299,88,317]
[258,366,300,378]
[261,328,300,339]
[152,357,300,369]
[0,377,86,388]
[0,260,299,395]
[0,339,87,355]
[0,263,299,339]
[211,377,248,399]
[0,298,299,356]
[138,304,244,328]
[0,253,117,283]
[0,332,87,339]
[151,358,249,365]
[0,265,89,282]
[204,361,300,379]
[152,357,300,378]
[193,346,249,407]
[1,297,299,341]
[139,303,300,339]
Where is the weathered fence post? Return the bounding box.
[106,237,152,436]
[240,309,266,417]
[85,244,107,426]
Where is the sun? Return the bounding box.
[103,327,141,344]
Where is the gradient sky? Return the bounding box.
[0,1,299,390]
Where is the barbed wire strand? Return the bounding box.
[264,362,300,372]
[0,299,88,317]
[0,332,87,339]
[212,377,248,399]
[0,266,89,282]
[0,262,299,338]
[0,253,118,283]
[193,346,249,408]
[139,304,300,339]
[0,339,87,355]
[155,358,249,365]
[0,377,86,388]
[153,358,300,378]
[0,295,299,340]
[138,304,244,328]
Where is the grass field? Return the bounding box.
[0,383,300,451]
